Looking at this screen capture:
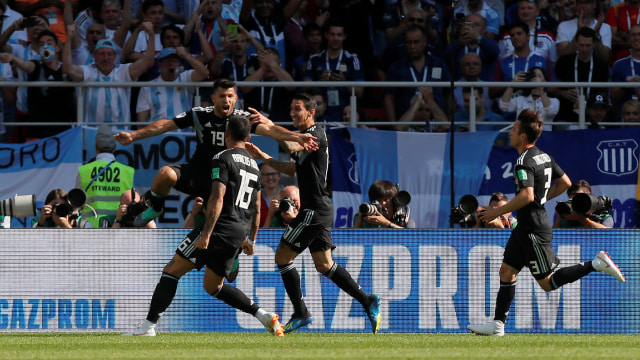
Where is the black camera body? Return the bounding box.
[557,194,612,216]
[20,17,38,29]
[119,201,146,226]
[279,197,296,214]
[450,194,479,227]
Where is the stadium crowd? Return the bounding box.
[0,0,639,144]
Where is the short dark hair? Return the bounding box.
[516,108,543,143]
[45,189,66,204]
[368,180,398,202]
[324,19,346,34]
[142,0,164,13]
[293,93,317,111]
[509,21,530,35]
[226,115,251,141]
[490,192,509,204]
[213,78,236,93]
[575,26,597,42]
[567,180,592,197]
[37,30,59,45]
[161,25,185,46]
[406,23,427,39]
[303,22,322,38]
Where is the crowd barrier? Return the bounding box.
[0,229,636,334]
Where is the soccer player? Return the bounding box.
[124,115,284,336]
[246,93,382,334]
[115,78,317,227]
[467,109,625,337]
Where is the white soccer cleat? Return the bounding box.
[467,320,505,336]
[122,320,157,336]
[592,251,625,283]
[259,312,284,337]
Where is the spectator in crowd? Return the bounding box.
[215,25,263,109]
[342,103,366,126]
[0,15,50,143]
[443,13,499,81]
[62,23,156,128]
[73,0,104,44]
[99,0,133,44]
[453,53,494,112]
[353,180,414,229]
[241,48,295,123]
[384,24,449,126]
[539,0,572,36]
[282,0,326,71]
[0,0,28,46]
[585,91,613,129]
[499,66,560,131]
[291,22,323,81]
[123,0,165,62]
[606,0,640,62]
[75,125,135,228]
[304,20,364,122]
[399,86,447,132]
[0,54,13,143]
[33,189,79,228]
[553,179,613,228]
[184,0,228,61]
[307,87,327,124]
[456,87,507,144]
[380,6,436,74]
[240,0,304,68]
[136,46,210,124]
[112,189,157,228]
[263,185,300,228]
[0,30,75,141]
[472,192,517,229]
[383,0,440,44]
[554,26,609,128]
[612,24,640,110]
[556,0,611,62]
[490,22,556,99]
[621,99,640,126]
[454,0,501,40]
[259,163,282,227]
[498,0,558,63]
[14,0,76,43]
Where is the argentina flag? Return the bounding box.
[347,128,498,228]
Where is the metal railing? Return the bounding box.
[1,80,636,130]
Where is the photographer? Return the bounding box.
[33,189,77,229]
[472,192,518,229]
[263,186,300,228]
[112,189,157,229]
[553,180,613,228]
[499,66,559,130]
[353,180,414,229]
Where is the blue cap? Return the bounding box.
[157,47,179,60]
[94,39,117,52]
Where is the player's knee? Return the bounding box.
[498,266,517,282]
[157,166,178,183]
[204,281,222,295]
[314,261,332,274]
[537,278,554,292]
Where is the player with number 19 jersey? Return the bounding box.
[513,145,565,234]
[210,147,262,247]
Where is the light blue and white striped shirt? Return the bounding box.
[136,70,197,122]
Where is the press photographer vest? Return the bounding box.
[78,160,134,228]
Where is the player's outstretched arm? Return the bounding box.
[246,143,296,177]
[247,107,318,152]
[115,119,179,145]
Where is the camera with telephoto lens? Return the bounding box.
[450,194,479,228]
[0,194,36,218]
[52,188,87,218]
[556,194,612,216]
[359,200,383,217]
[279,197,296,214]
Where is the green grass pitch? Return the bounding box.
[1,333,639,360]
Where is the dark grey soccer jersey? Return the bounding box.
[292,124,333,215]
[210,147,262,246]
[172,106,254,166]
[513,146,565,233]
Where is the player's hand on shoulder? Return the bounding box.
[245,142,267,161]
